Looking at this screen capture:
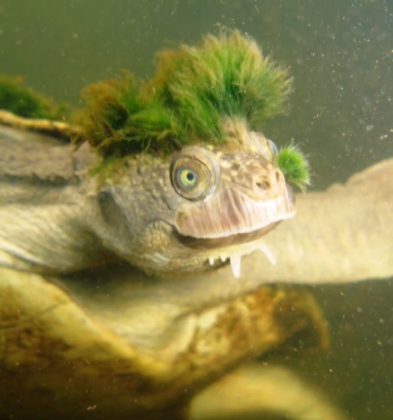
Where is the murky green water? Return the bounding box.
[1,0,392,419]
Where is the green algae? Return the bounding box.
[0,76,64,120]
[81,31,292,157]
[80,31,310,189]
[0,31,310,190]
[276,145,310,191]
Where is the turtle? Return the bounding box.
[1,32,392,420]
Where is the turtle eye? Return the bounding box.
[171,152,217,201]
[177,168,198,190]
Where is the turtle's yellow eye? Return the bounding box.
[178,168,198,189]
[171,149,218,201]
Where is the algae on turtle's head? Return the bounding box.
[0,31,309,190]
[276,143,310,191]
[78,31,309,190]
[80,32,291,152]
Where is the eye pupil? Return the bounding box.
[179,169,197,187]
[171,151,217,201]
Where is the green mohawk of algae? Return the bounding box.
[148,31,292,140]
[81,31,292,156]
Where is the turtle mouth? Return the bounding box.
[176,221,279,249]
[175,188,295,240]
[176,223,280,278]
[174,187,295,278]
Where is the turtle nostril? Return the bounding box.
[256,180,271,190]
[253,169,283,194]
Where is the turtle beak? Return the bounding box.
[175,183,295,240]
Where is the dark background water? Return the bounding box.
[1,1,393,419]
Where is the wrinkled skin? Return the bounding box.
[1,116,393,419]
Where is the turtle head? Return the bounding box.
[166,123,296,277]
[83,31,309,276]
[93,120,307,277]
[171,122,294,242]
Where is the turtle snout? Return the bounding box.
[252,167,285,199]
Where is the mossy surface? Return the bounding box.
[0,76,65,120]
[81,31,292,157]
[276,145,310,191]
